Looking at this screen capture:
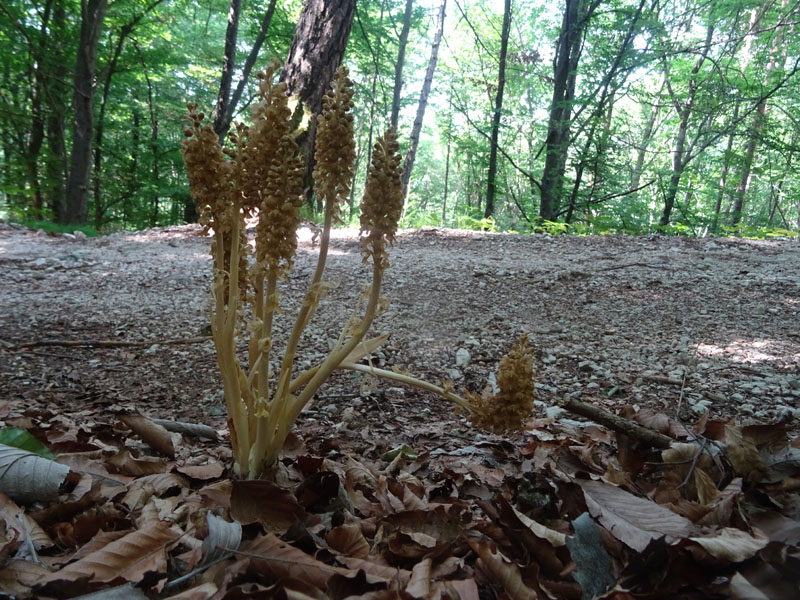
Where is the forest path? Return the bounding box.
[1,222,799,444]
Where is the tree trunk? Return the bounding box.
[142,62,160,227]
[390,0,414,130]
[64,0,108,224]
[629,78,664,193]
[24,0,57,221]
[711,102,739,233]
[280,0,357,208]
[401,0,446,200]
[42,0,68,222]
[92,0,165,229]
[484,0,512,219]
[218,0,279,137]
[538,0,586,222]
[360,0,387,204]
[730,3,786,226]
[442,136,450,224]
[658,21,714,228]
[213,0,242,141]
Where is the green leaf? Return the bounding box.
[380,444,418,462]
[0,428,55,459]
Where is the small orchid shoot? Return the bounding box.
[182,62,534,479]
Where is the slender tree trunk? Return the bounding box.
[658,21,714,228]
[358,0,386,202]
[64,0,108,224]
[281,0,357,208]
[442,136,450,224]
[539,0,585,221]
[213,0,242,141]
[142,64,160,227]
[25,0,56,220]
[629,78,664,192]
[92,0,165,229]
[484,0,512,219]
[218,0,279,137]
[390,0,414,130]
[712,102,739,233]
[93,31,128,230]
[401,0,446,200]
[126,106,141,226]
[44,0,68,221]
[730,6,786,226]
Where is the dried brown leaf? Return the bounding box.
[119,414,176,458]
[468,539,538,600]
[175,462,225,480]
[107,449,167,477]
[693,467,719,506]
[0,443,71,503]
[230,480,306,531]
[406,558,432,599]
[39,521,179,585]
[242,533,354,589]
[0,492,53,549]
[162,582,218,600]
[689,527,768,562]
[326,523,371,558]
[578,479,696,552]
[724,423,766,483]
[202,513,242,565]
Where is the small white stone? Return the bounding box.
[447,368,463,381]
[455,348,471,367]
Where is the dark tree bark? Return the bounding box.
[401,0,446,200]
[280,0,357,208]
[46,0,68,222]
[217,0,279,137]
[390,0,414,130]
[281,0,357,115]
[484,0,512,219]
[213,0,242,141]
[538,0,597,222]
[64,0,108,224]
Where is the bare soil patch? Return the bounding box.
[1,222,799,446]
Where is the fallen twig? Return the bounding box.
[14,336,210,350]
[643,375,685,385]
[561,397,675,449]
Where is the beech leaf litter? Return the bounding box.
[1,222,799,598]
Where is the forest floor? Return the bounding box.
[1,221,800,598]
[2,221,798,434]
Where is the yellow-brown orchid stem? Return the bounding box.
[286,257,384,422]
[273,198,334,402]
[212,222,250,474]
[337,361,480,415]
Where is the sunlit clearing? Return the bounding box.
[695,339,796,365]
